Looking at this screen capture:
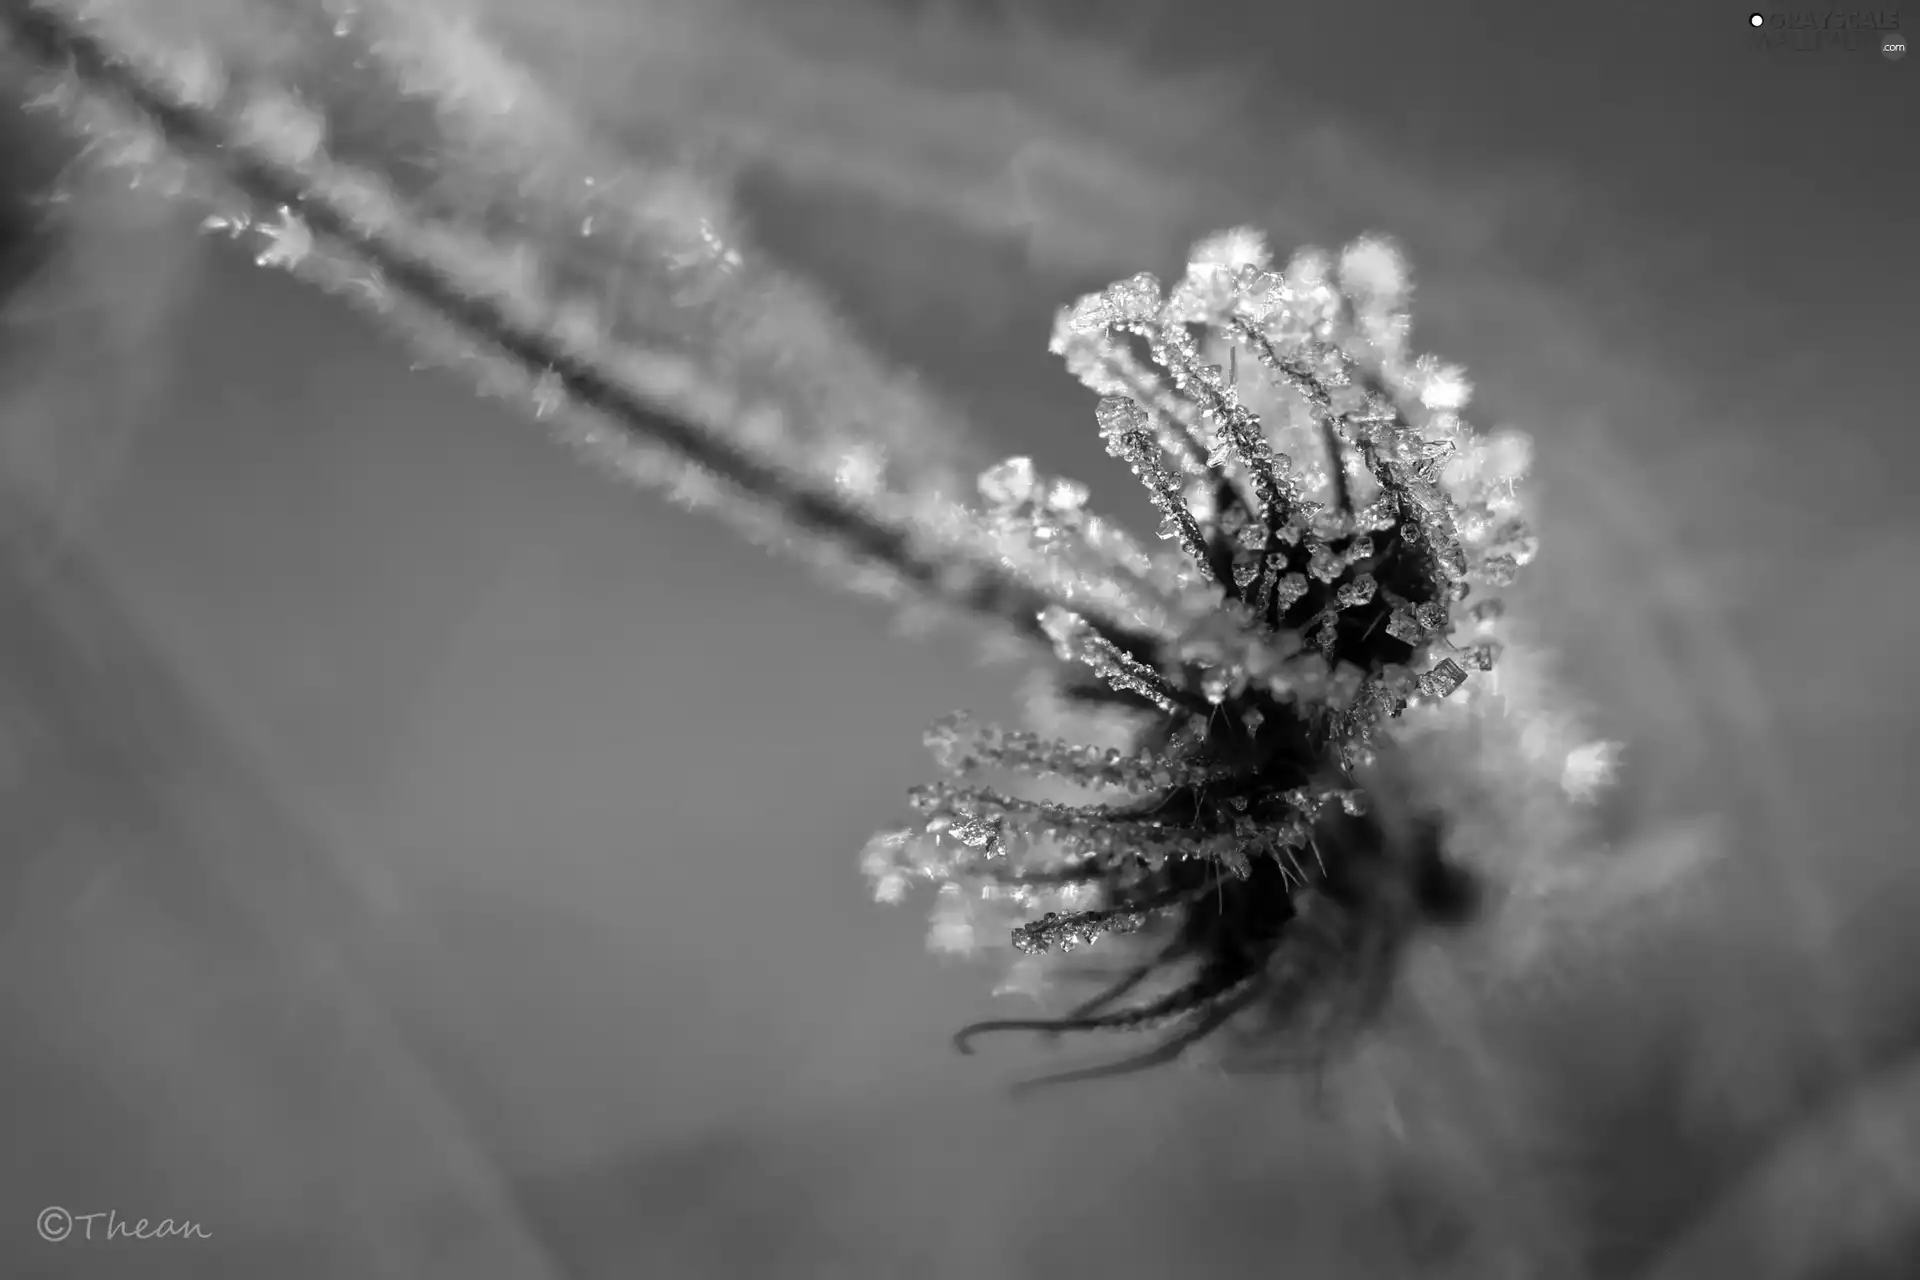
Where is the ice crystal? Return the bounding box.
[867,228,1545,1090]
[252,205,314,269]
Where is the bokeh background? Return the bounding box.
[1,1,1915,1276]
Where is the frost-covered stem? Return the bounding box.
[337,0,992,505]
[0,0,1161,659]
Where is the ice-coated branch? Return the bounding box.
[0,0,1164,658]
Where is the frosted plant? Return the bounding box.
[859,230,1612,1091]
[2,0,1638,1094]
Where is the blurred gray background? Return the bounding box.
[1,0,1915,1276]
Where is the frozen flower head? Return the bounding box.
[0,0,1651,1121]
[863,231,1557,1092]
[3,0,1597,1098]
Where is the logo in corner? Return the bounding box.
[1747,8,1905,56]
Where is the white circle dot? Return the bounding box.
[1749,12,1765,26]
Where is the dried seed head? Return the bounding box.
[867,230,1556,1090]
